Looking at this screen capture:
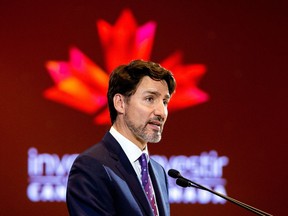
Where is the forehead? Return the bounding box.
[135,76,169,96]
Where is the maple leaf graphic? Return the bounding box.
[44,9,209,125]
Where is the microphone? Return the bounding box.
[168,169,200,189]
[176,178,191,188]
[168,169,273,216]
[167,169,181,178]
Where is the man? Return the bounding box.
[66,59,176,216]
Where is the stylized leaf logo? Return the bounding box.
[44,9,209,125]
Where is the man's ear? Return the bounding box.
[113,93,125,114]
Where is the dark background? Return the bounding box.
[1,1,287,215]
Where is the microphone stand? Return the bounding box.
[176,178,272,216]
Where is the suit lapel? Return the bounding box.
[149,159,170,216]
[102,133,153,216]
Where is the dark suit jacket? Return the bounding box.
[66,132,170,216]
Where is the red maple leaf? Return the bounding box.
[44,9,209,125]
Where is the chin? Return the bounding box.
[148,136,162,143]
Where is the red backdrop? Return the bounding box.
[1,1,287,215]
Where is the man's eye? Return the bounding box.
[146,97,154,102]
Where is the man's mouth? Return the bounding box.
[147,121,162,131]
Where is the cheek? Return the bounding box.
[130,106,151,121]
[126,105,144,119]
[135,108,148,120]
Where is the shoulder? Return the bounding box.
[67,139,117,192]
[75,132,118,162]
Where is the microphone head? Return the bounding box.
[176,178,190,188]
[168,169,182,179]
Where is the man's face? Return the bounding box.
[123,76,171,146]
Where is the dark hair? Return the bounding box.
[107,59,176,124]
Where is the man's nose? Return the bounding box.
[154,101,167,120]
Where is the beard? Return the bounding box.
[124,114,163,143]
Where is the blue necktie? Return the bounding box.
[139,153,158,216]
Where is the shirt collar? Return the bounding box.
[109,126,149,163]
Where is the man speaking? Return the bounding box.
[66,59,176,216]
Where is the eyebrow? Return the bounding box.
[144,90,171,99]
